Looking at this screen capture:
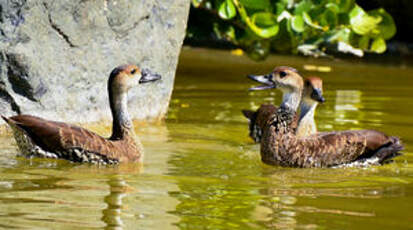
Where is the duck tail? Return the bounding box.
[376,136,404,164]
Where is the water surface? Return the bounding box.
[0,48,412,229]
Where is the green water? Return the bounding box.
[0,48,412,229]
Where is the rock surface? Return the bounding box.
[0,0,190,124]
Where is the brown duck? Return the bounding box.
[242,76,325,142]
[2,64,161,164]
[248,66,403,168]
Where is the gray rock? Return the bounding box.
[0,0,190,124]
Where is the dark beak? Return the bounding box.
[139,68,162,84]
[311,88,325,103]
[247,73,275,91]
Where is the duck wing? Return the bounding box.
[3,115,117,157]
[299,130,403,167]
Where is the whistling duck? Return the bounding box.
[2,64,161,164]
[242,76,325,141]
[296,76,324,137]
[247,66,403,168]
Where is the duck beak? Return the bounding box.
[139,68,162,84]
[247,73,275,91]
[311,88,325,103]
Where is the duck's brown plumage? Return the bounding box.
[260,107,403,167]
[2,64,161,164]
[242,104,298,142]
[2,115,140,163]
[242,76,323,142]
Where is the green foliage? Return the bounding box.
[219,0,237,19]
[190,0,396,59]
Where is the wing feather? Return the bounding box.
[8,115,115,157]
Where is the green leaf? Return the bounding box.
[338,12,350,25]
[291,15,305,32]
[294,0,312,15]
[369,8,396,40]
[349,5,381,35]
[303,12,323,29]
[253,12,277,27]
[275,1,286,15]
[240,0,271,10]
[338,0,355,13]
[321,9,337,28]
[325,3,340,13]
[250,12,279,38]
[326,28,351,43]
[233,0,278,38]
[358,36,370,50]
[370,37,386,53]
[218,0,237,20]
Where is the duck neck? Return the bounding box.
[296,99,318,137]
[280,88,302,111]
[299,99,317,122]
[109,89,134,140]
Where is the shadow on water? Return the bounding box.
[0,47,413,229]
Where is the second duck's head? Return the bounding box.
[302,77,325,104]
[109,64,161,95]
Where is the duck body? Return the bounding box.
[2,65,161,164]
[2,115,142,164]
[261,107,403,168]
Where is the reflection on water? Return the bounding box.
[102,177,131,229]
[0,48,413,229]
[334,90,362,125]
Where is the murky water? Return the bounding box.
[0,48,412,229]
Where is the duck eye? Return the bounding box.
[279,71,287,78]
[131,69,137,74]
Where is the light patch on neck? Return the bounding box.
[299,98,318,121]
[297,99,318,137]
[113,91,132,129]
[281,88,302,111]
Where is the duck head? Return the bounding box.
[302,77,325,105]
[109,65,161,94]
[248,66,304,111]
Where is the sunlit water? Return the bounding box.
[0,48,412,229]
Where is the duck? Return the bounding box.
[2,64,161,164]
[247,66,403,168]
[242,76,325,142]
[296,77,324,138]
